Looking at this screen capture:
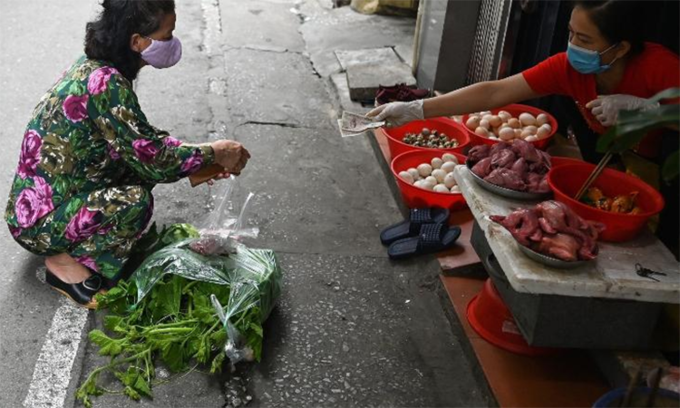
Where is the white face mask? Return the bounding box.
[140,36,182,69]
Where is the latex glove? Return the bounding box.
[586,94,660,127]
[367,100,424,127]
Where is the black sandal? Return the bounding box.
[45,269,103,309]
[387,223,461,260]
[380,207,450,246]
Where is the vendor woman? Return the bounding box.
[5,0,249,308]
[370,0,679,252]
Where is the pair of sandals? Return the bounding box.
[46,269,106,309]
[381,207,461,259]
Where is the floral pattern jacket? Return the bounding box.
[5,57,214,237]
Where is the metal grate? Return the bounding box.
[466,0,513,84]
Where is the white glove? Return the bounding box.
[586,94,660,127]
[367,100,424,128]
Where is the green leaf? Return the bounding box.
[103,315,124,332]
[209,351,226,374]
[89,330,125,357]
[159,223,200,246]
[124,386,141,401]
[648,87,680,103]
[133,374,153,398]
[161,342,187,372]
[662,150,679,182]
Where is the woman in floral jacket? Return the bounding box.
[5,0,249,308]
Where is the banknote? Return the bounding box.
[340,111,385,133]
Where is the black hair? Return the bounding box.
[85,0,175,81]
[573,1,646,56]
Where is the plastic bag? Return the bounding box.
[191,175,259,256]
[131,178,281,365]
[133,241,282,364]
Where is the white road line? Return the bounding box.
[24,270,89,408]
[201,0,222,55]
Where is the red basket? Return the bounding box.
[382,118,470,159]
[461,104,558,151]
[467,279,560,356]
[547,163,665,242]
[390,150,468,211]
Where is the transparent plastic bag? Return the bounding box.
[131,178,281,365]
[190,176,259,256]
[133,241,282,364]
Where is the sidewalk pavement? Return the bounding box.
[3,0,492,406]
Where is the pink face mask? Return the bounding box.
[141,36,182,69]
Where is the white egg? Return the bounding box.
[433,184,450,193]
[441,153,457,163]
[441,161,456,173]
[525,135,539,142]
[489,115,502,127]
[499,127,515,141]
[480,119,491,130]
[465,116,480,131]
[507,118,521,129]
[514,129,523,138]
[431,157,443,169]
[537,126,551,139]
[451,185,461,194]
[540,123,552,133]
[425,176,438,185]
[398,171,414,185]
[521,128,534,139]
[407,167,419,180]
[536,113,549,126]
[519,112,536,126]
[489,136,500,141]
[417,163,432,177]
[414,180,424,188]
[498,110,512,122]
[481,114,494,123]
[420,181,435,191]
[523,125,538,134]
[475,127,490,137]
[432,169,447,183]
[444,173,457,189]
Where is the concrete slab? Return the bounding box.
[329,73,373,115]
[218,0,306,53]
[334,47,401,71]
[223,49,335,129]
[346,61,416,101]
[227,123,400,256]
[236,253,491,407]
[299,9,416,77]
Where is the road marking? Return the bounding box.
[201,0,222,55]
[24,269,89,408]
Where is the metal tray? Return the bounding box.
[518,244,593,269]
[466,161,552,201]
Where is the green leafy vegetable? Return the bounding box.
[76,224,281,407]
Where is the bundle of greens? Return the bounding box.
[76,224,281,407]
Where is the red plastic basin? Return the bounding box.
[466,279,560,356]
[383,117,470,159]
[391,150,468,211]
[461,103,558,151]
[547,163,665,242]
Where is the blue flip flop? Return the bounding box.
[380,207,450,246]
[388,223,461,260]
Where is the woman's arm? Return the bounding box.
[423,74,540,117]
[369,74,541,126]
[91,73,246,184]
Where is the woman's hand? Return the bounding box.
[211,140,251,174]
[367,100,424,127]
[206,171,232,186]
[586,95,660,127]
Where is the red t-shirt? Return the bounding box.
[522,42,679,157]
